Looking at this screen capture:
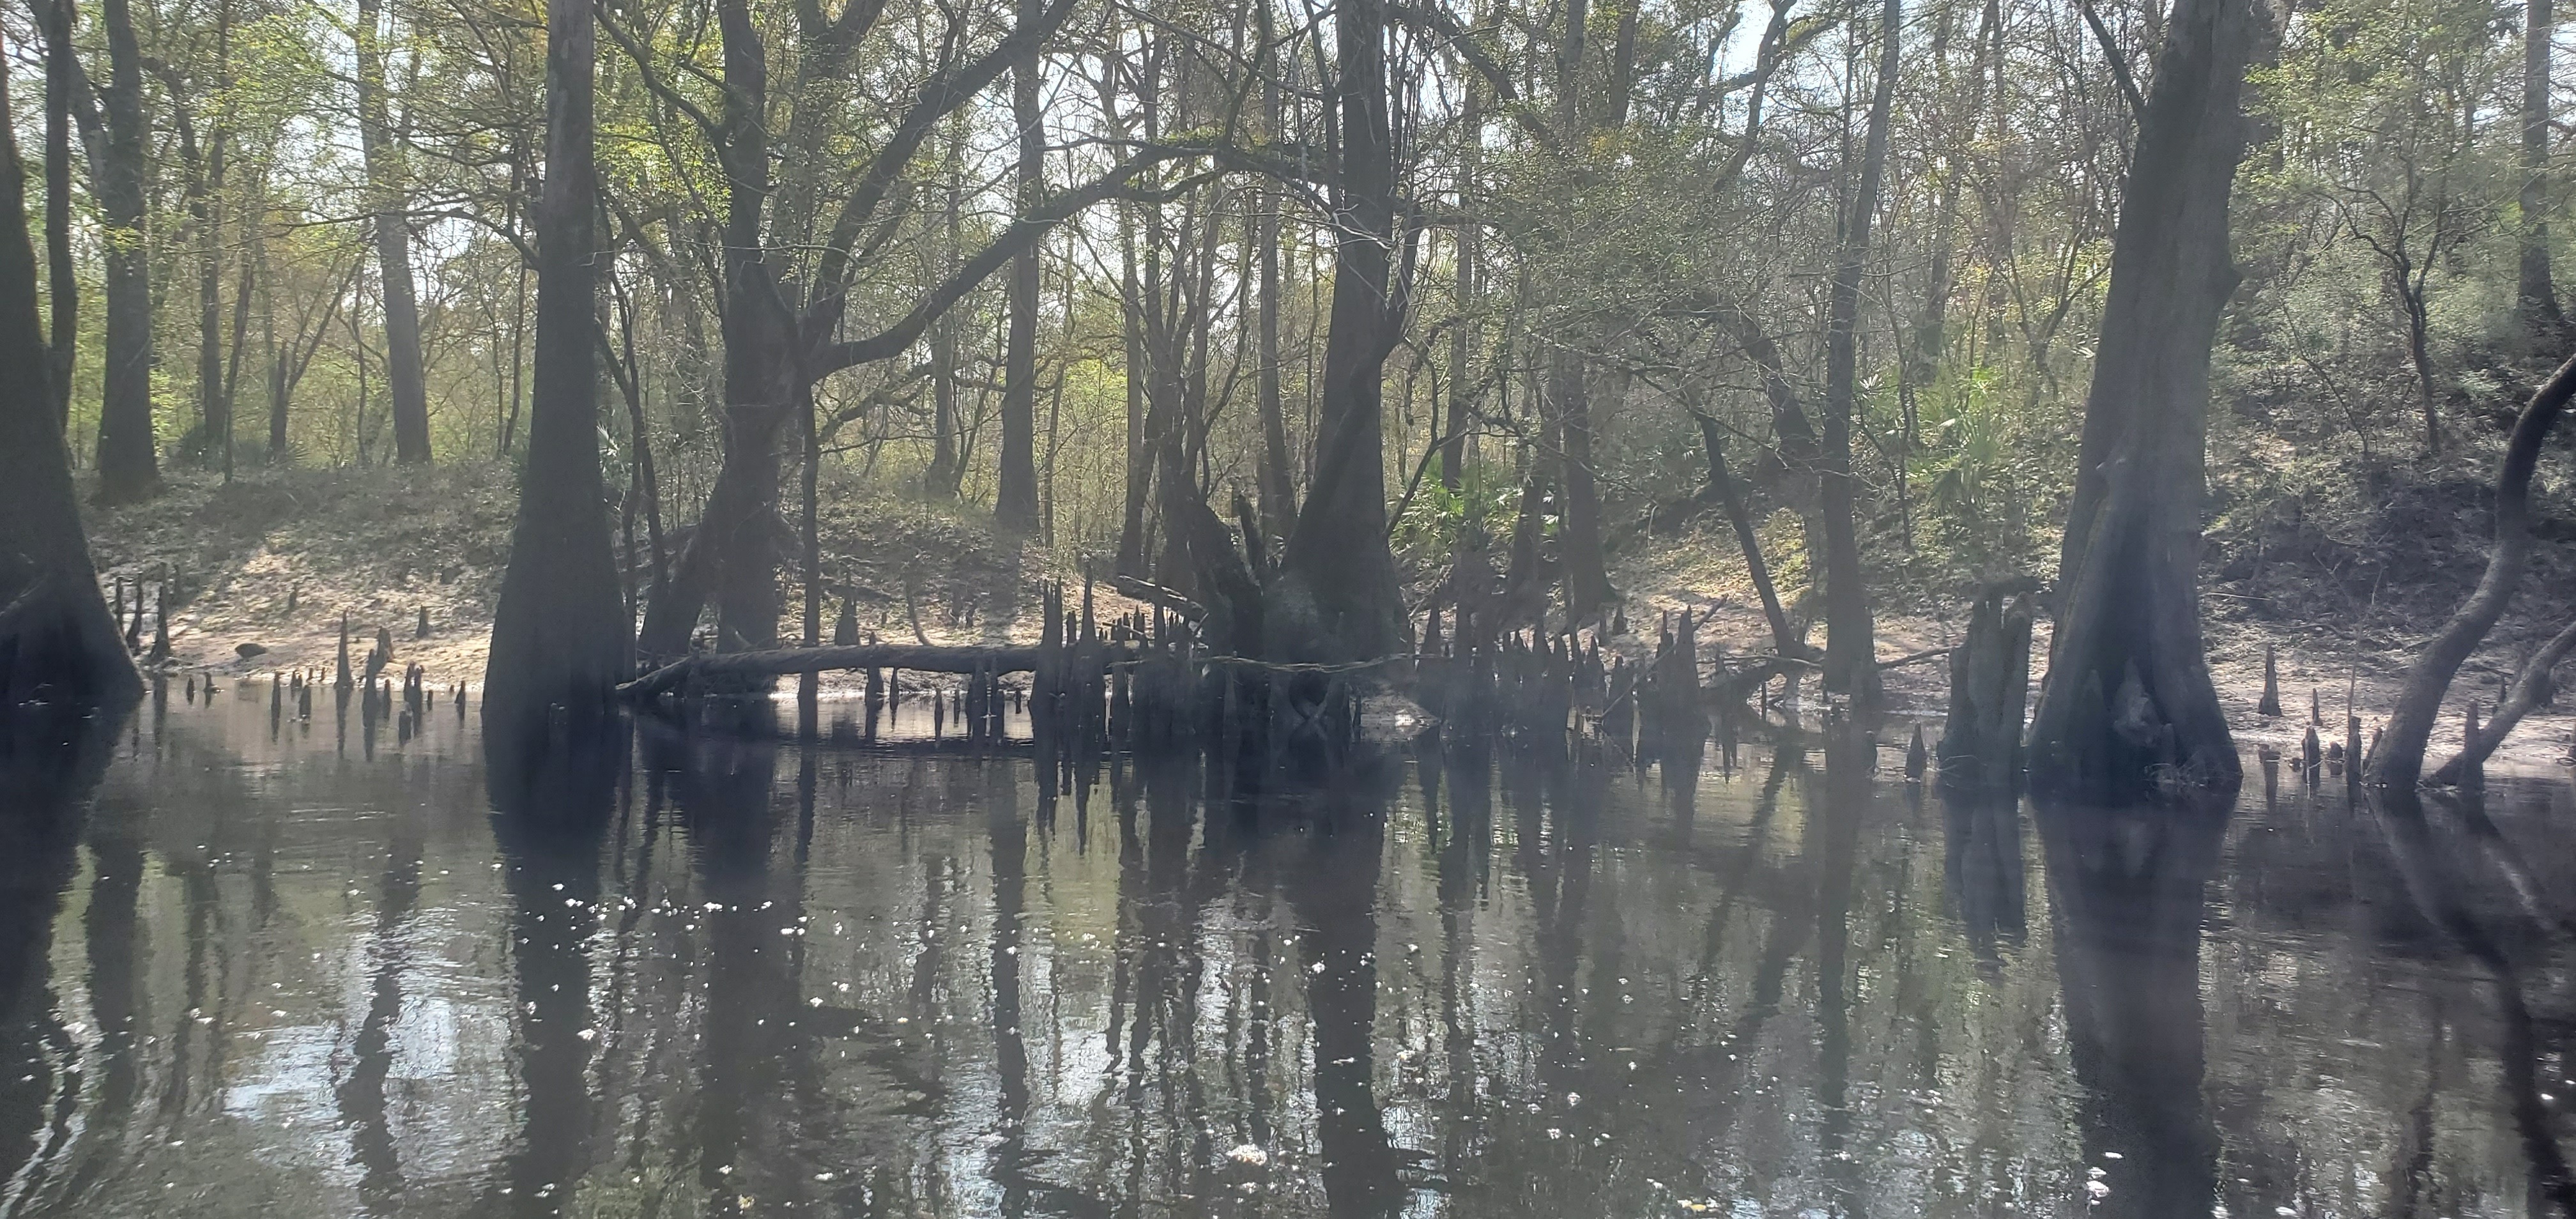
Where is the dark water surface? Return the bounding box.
[4,687,2575,1218]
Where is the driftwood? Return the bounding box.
[622,643,1045,700]
[2427,615,2576,785]
[1710,655,1818,701]
[1107,574,1206,624]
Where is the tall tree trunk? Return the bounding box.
[0,51,136,704]
[38,0,75,431]
[1254,192,1296,539]
[926,124,965,500]
[1441,80,1478,494]
[484,0,625,731]
[1255,4,1297,540]
[636,0,797,659]
[1546,0,1616,621]
[91,0,156,503]
[994,8,1043,533]
[2025,0,2261,801]
[197,4,240,464]
[1116,203,1152,576]
[2522,0,2563,339]
[355,0,431,465]
[653,316,800,656]
[1549,355,1616,618]
[1818,0,1897,706]
[1915,1,1969,392]
[182,79,230,472]
[2405,274,2441,456]
[1276,0,1407,662]
[222,225,252,480]
[264,229,288,458]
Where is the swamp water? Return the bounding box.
[1,686,2572,1218]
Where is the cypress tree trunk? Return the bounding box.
[91,0,157,504]
[1254,193,1296,539]
[638,317,797,658]
[993,5,1043,533]
[484,0,624,730]
[1549,354,1616,618]
[1940,587,2032,790]
[2025,0,2260,801]
[635,0,794,660]
[1546,0,1615,622]
[1275,0,1407,663]
[0,54,137,705]
[1818,0,1897,706]
[355,0,431,465]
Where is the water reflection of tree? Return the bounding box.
[1813,728,1871,1216]
[54,732,150,1208]
[654,728,808,1216]
[1938,785,2026,974]
[1430,735,1489,1165]
[0,709,126,1211]
[1105,749,1217,1205]
[2035,797,2227,1219]
[2368,787,2576,1216]
[335,754,425,1210]
[49,703,2576,1219]
[1273,752,1403,1218]
[985,752,1032,1218]
[484,728,623,1216]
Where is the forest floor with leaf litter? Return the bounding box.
[75,463,2576,774]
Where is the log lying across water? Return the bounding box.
[621,643,1045,700]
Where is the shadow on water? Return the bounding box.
[13,693,2576,1217]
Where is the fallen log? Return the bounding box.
[1107,574,1206,624]
[621,643,1045,700]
